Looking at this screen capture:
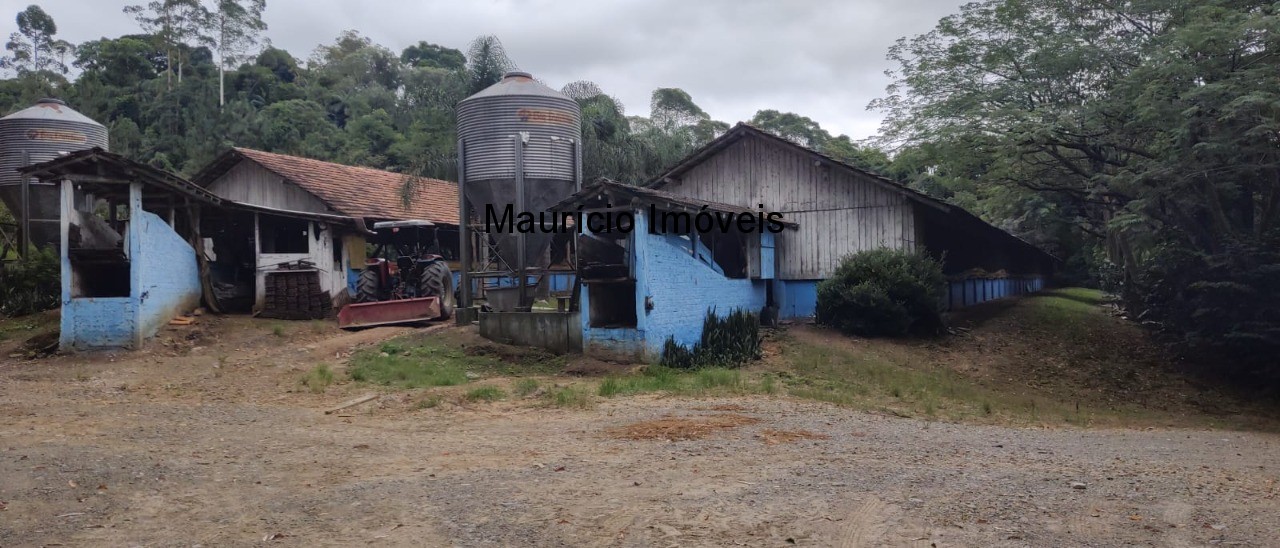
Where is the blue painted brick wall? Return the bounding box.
[638,231,765,357]
[60,184,201,350]
[133,210,202,341]
[579,209,767,361]
[61,298,135,349]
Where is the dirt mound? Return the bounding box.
[463,340,558,364]
[16,330,58,358]
[607,414,760,441]
[563,357,635,376]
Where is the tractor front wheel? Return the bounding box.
[355,268,380,303]
[419,261,455,319]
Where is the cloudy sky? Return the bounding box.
[0,0,965,139]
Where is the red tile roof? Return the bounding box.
[213,148,458,225]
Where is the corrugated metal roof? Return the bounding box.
[20,147,221,204]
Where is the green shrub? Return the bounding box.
[816,248,946,337]
[659,308,761,369]
[0,246,59,316]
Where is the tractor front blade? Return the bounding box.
[337,297,442,329]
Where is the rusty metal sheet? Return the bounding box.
[337,297,441,329]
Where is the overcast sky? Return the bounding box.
[0,0,964,140]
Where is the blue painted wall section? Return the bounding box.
[132,210,202,342]
[944,276,1044,310]
[476,272,575,293]
[580,209,767,361]
[61,298,135,349]
[60,182,202,350]
[759,230,775,279]
[775,280,818,319]
[775,274,1045,320]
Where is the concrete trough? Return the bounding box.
[479,310,582,354]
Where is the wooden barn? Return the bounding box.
[647,123,1056,317]
[192,148,459,315]
[528,123,1056,360]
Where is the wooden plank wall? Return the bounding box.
[664,134,916,279]
[206,160,334,214]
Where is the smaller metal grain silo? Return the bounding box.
[0,98,109,253]
[457,72,582,309]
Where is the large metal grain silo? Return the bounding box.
[457,71,582,310]
[0,98,109,253]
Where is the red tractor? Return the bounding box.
[338,220,455,328]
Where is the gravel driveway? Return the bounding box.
[2,370,1276,547]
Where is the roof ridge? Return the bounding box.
[234,146,456,185]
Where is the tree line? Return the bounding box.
[0,2,886,187]
[877,0,1280,384]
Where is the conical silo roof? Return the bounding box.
[2,98,105,127]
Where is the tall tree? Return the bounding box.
[400,41,464,70]
[3,5,64,74]
[124,0,211,89]
[465,35,513,94]
[207,0,266,108]
[749,109,829,148]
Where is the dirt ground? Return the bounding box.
[2,316,1278,547]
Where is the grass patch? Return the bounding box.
[546,385,593,409]
[513,378,540,397]
[463,386,506,402]
[415,394,443,409]
[271,323,286,337]
[779,336,1011,419]
[349,332,567,390]
[301,364,335,393]
[597,366,776,398]
[349,355,467,388]
[0,312,57,342]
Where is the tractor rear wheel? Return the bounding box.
[419,260,455,319]
[355,268,380,303]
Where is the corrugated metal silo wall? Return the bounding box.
[457,79,582,269]
[0,102,109,251]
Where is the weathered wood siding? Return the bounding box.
[206,160,334,214]
[662,134,916,279]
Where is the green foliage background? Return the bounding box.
[874,0,1280,382]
